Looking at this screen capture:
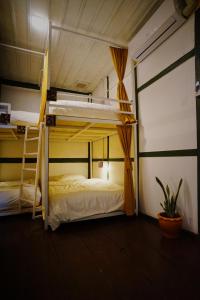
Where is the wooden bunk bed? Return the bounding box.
[39,23,138,230]
[0,44,48,218]
[42,91,137,230]
[0,124,42,217]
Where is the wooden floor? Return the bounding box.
[0,214,200,300]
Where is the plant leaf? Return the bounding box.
[156,177,168,201]
[166,185,170,198]
[174,178,183,208]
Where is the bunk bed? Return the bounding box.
[42,90,137,230]
[0,45,48,218]
[0,179,41,216]
[38,24,138,230]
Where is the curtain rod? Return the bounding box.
[0,43,45,56]
[51,25,128,49]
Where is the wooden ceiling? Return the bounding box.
[0,0,163,93]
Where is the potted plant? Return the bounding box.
[156,177,183,239]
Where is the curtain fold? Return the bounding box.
[38,50,48,126]
[110,46,135,215]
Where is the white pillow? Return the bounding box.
[59,174,86,182]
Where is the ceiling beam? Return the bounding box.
[52,25,128,49]
[0,43,44,56]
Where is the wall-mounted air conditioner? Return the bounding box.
[128,0,197,62]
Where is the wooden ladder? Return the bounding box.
[19,123,43,219]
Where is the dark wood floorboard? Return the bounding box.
[0,214,200,300]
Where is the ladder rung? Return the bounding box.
[25,137,39,141]
[23,168,36,172]
[24,152,38,156]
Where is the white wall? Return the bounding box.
[49,141,88,178]
[1,85,41,112]
[92,2,198,233]
[129,10,197,233]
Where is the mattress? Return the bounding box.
[49,100,120,121]
[48,177,124,230]
[10,110,39,126]
[0,180,41,213]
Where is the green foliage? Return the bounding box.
[155,177,183,218]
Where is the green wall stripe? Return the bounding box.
[92,158,134,162]
[0,158,88,163]
[134,66,140,206]
[195,8,200,233]
[0,158,23,163]
[139,149,198,157]
[88,142,91,179]
[0,78,40,90]
[49,158,88,163]
[0,78,90,95]
[137,48,195,92]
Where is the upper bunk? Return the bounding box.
[0,46,136,143]
[0,50,48,140]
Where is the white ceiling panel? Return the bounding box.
[0,0,163,92]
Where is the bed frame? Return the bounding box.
[0,43,45,217]
[42,91,138,230]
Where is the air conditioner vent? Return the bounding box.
[128,0,197,63]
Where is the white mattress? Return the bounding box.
[10,110,39,126]
[0,180,41,212]
[49,100,120,121]
[48,178,124,230]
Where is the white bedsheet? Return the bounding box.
[49,100,120,121]
[48,178,124,230]
[0,181,41,212]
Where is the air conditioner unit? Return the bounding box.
[128,0,197,62]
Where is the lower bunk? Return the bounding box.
[45,175,124,230]
[0,179,41,216]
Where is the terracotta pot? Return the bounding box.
[158,213,182,239]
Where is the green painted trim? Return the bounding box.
[0,158,37,163]
[52,86,90,96]
[0,78,40,90]
[92,158,134,162]
[88,142,91,179]
[107,76,109,98]
[139,149,198,157]
[134,66,140,205]
[49,158,88,163]
[0,78,91,95]
[138,48,195,92]
[195,8,200,233]
[107,136,109,180]
[0,158,22,163]
[0,157,89,163]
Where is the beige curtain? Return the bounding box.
[110,46,135,215]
